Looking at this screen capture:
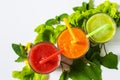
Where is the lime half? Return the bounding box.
[85,13,116,43]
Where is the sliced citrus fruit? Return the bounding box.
[85,13,116,43]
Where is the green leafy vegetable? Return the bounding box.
[73,0,93,12]
[86,44,101,62]
[12,43,27,62]
[34,24,54,44]
[86,44,118,69]
[69,0,120,28]
[73,2,88,12]
[34,24,66,44]
[45,18,58,26]
[12,63,49,80]
[34,13,68,44]
[59,71,69,80]
[12,63,34,80]
[69,59,102,80]
[100,52,118,69]
[56,13,69,21]
[60,45,118,80]
[88,0,94,9]
[59,58,102,80]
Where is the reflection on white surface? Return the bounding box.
[0,0,120,80]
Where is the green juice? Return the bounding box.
[85,13,116,43]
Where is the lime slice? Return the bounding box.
[85,13,116,43]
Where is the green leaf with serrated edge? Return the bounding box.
[100,52,118,69]
[69,59,102,80]
[39,74,49,80]
[59,71,69,80]
[12,43,22,56]
[34,25,55,44]
[12,63,49,80]
[15,57,26,62]
[82,2,87,11]
[42,29,54,41]
[73,2,88,12]
[45,18,58,26]
[86,44,101,61]
[114,12,120,27]
[12,71,21,79]
[73,6,81,12]
[88,0,94,9]
[34,24,45,33]
[12,64,34,79]
[34,33,43,44]
[34,24,66,44]
[12,43,27,62]
[33,73,42,80]
[58,13,69,21]
[19,44,27,58]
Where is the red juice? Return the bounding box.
[28,42,60,74]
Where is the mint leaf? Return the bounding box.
[59,71,69,80]
[57,13,69,21]
[100,52,118,69]
[69,59,102,80]
[12,43,27,57]
[12,43,22,56]
[45,18,58,26]
[15,57,26,62]
[12,43,27,62]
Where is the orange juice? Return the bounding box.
[57,28,89,59]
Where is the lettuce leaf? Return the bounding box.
[34,24,66,44]
[69,0,120,28]
[12,63,49,80]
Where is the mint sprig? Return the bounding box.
[12,43,27,62]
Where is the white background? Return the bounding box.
[0,0,120,80]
